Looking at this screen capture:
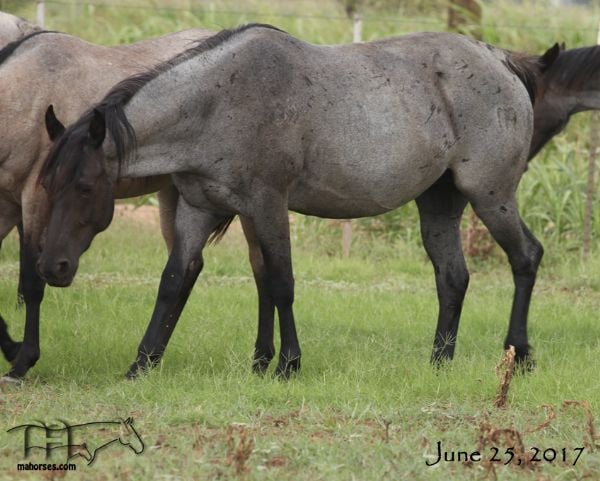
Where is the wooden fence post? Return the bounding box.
[36,0,45,28]
[582,22,600,260]
[583,113,597,260]
[340,13,363,258]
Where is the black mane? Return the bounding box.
[0,30,56,66]
[544,45,600,90]
[39,23,284,193]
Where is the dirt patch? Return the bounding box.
[114,204,160,229]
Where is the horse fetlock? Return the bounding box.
[126,351,162,379]
[3,341,23,364]
[507,343,535,373]
[252,345,275,374]
[13,344,39,370]
[430,343,456,367]
[274,351,301,379]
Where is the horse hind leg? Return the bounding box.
[240,216,276,374]
[250,195,300,379]
[415,174,469,365]
[457,183,542,368]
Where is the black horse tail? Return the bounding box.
[207,216,235,245]
[504,44,560,106]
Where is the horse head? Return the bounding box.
[37,105,115,287]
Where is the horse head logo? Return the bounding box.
[118,417,144,455]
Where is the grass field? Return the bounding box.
[1,0,599,479]
[0,216,599,480]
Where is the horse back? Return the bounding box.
[204,30,535,216]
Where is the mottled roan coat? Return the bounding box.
[0,18,214,379]
[38,25,547,380]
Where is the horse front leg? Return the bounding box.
[0,222,25,362]
[251,194,300,379]
[0,209,23,364]
[0,315,21,364]
[4,237,45,380]
[416,179,469,365]
[157,184,179,254]
[126,197,230,378]
[240,216,276,374]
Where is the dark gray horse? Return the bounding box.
[37,25,546,379]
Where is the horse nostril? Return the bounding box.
[56,259,70,275]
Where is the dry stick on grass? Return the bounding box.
[477,419,532,477]
[494,345,516,409]
[226,425,255,476]
[524,404,557,434]
[562,400,599,450]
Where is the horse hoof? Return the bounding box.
[124,364,141,380]
[515,355,536,374]
[274,356,300,380]
[0,375,23,389]
[252,354,274,376]
[252,362,269,376]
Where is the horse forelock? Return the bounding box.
[38,99,137,196]
[39,125,86,197]
[544,46,600,90]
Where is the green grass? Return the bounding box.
[0,217,598,480]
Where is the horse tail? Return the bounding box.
[207,216,235,245]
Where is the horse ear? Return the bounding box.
[560,41,566,51]
[45,105,66,141]
[540,43,560,72]
[88,108,106,148]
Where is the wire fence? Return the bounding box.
[34,0,600,33]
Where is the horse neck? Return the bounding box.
[115,29,212,65]
[109,26,286,179]
[113,38,246,179]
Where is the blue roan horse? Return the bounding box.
[37,25,549,379]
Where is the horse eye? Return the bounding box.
[78,184,93,195]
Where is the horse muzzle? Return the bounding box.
[37,256,77,287]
